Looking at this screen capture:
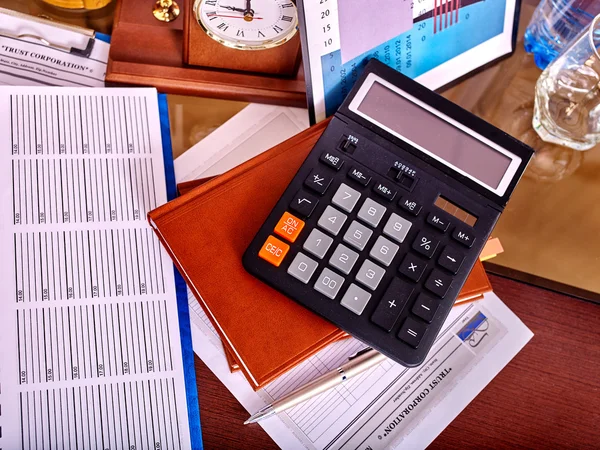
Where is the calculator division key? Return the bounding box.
[287,252,319,284]
[382,213,412,244]
[274,212,305,243]
[355,259,386,291]
[258,235,290,267]
[314,268,345,299]
[357,198,387,228]
[320,151,344,170]
[426,212,450,232]
[412,293,439,323]
[398,253,427,282]
[329,244,359,275]
[398,317,427,348]
[412,230,440,259]
[343,220,373,251]
[373,181,397,201]
[304,169,333,195]
[340,283,372,315]
[424,269,453,298]
[452,227,475,248]
[369,236,399,267]
[317,206,348,236]
[438,246,465,274]
[290,190,319,218]
[399,197,422,216]
[303,228,333,259]
[348,167,371,186]
[371,278,413,332]
[332,183,361,213]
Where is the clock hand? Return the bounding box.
[210,13,263,19]
[219,5,245,12]
[243,0,254,21]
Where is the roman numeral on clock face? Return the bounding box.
[281,2,293,7]
[258,30,265,37]
[205,0,216,5]
[237,29,244,37]
[273,25,283,33]
[207,11,217,19]
[281,15,293,22]
[217,23,229,31]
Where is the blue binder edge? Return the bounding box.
[157,93,204,450]
[95,32,111,44]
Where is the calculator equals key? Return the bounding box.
[244,59,533,367]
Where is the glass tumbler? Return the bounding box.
[533,14,600,151]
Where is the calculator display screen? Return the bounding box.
[355,81,512,190]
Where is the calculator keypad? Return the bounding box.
[357,198,387,227]
[369,236,399,267]
[329,244,359,274]
[332,183,361,213]
[314,268,344,299]
[340,284,372,315]
[317,206,347,236]
[343,220,373,251]
[303,229,333,259]
[287,253,319,284]
[356,260,386,291]
[383,213,412,243]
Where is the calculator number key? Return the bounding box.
[258,235,290,267]
[412,293,438,323]
[398,317,427,348]
[332,183,361,213]
[357,198,387,228]
[426,213,450,232]
[424,269,452,298]
[290,190,318,218]
[340,284,372,315]
[329,244,359,275]
[303,229,333,259]
[343,220,373,251]
[274,212,305,243]
[452,227,475,248]
[371,278,413,332]
[320,152,344,170]
[304,169,333,195]
[314,268,345,299]
[412,231,440,259]
[317,206,347,236]
[438,246,465,274]
[287,252,319,284]
[355,260,386,291]
[398,253,427,282]
[369,236,399,267]
[383,213,412,244]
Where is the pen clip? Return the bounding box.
[348,347,373,361]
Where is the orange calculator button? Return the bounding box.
[259,235,290,267]
[274,212,305,243]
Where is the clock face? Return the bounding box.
[194,0,298,50]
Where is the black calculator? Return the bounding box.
[243,59,533,367]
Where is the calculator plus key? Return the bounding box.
[412,230,439,259]
[426,212,450,232]
[317,206,347,236]
[290,190,318,218]
[371,278,413,332]
[398,318,427,348]
[398,253,427,282]
[332,183,361,213]
[438,246,465,274]
[412,294,439,323]
[424,269,452,298]
[320,151,344,170]
[348,167,371,186]
[303,229,333,259]
[304,169,333,195]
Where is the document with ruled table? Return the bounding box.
[0,88,200,449]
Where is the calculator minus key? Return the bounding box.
[290,190,319,218]
[347,167,371,186]
[320,151,344,170]
[258,235,290,267]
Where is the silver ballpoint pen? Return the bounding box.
[244,348,387,424]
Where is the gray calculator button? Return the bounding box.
[343,221,373,251]
[341,284,372,315]
[357,198,387,227]
[332,183,361,213]
[369,236,399,267]
[383,213,412,243]
[355,259,386,291]
[314,268,345,299]
[303,229,333,259]
[287,252,319,284]
[317,206,347,236]
[329,244,359,275]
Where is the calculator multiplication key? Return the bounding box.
[303,229,333,259]
[452,227,475,248]
[329,244,359,275]
[287,252,319,284]
[340,284,372,315]
[398,253,427,282]
[290,190,318,218]
[399,197,422,216]
[343,220,373,250]
[426,212,450,232]
[355,259,386,291]
[438,246,464,274]
[373,181,397,201]
[317,206,347,236]
[412,293,438,323]
[348,167,371,186]
[332,183,361,213]
[304,169,333,195]
[320,151,344,170]
[398,317,427,348]
[357,198,387,227]
[369,236,399,267]
[371,278,413,332]
[424,269,452,298]
[382,213,412,243]
[412,230,439,259]
[314,268,345,299]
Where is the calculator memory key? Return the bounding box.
[426,212,450,232]
[320,151,344,170]
[373,181,397,201]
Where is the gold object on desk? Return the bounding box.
[153,0,179,22]
[39,0,112,10]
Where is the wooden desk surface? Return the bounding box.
[195,275,600,448]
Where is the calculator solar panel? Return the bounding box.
[243,60,533,367]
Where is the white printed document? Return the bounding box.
[0,88,195,449]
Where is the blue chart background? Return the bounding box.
[321,0,507,116]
